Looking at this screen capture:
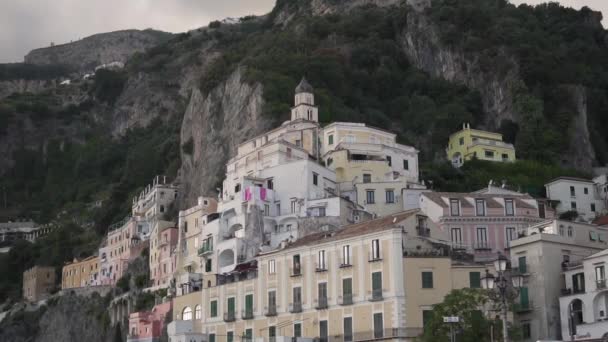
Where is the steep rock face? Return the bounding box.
[565,86,596,170]
[0,79,57,99]
[179,68,270,206]
[24,30,172,72]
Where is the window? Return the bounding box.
[469,272,481,288]
[522,322,531,339]
[286,147,292,158]
[319,320,328,342]
[264,204,270,216]
[293,254,301,274]
[291,199,297,214]
[343,278,353,298]
[590,231,598,241]
[294,323,302,338]
[371,239,381,260]
[227,297,236,315]
[183,221,188,233]
[422,272,433,288]
[476,227,488,248]
[235,183,241,193]
[459,137,464,145]
[195,305,201,319]
[571,201,577,210]
[205,259,212,272]
[584,187,589,195]
[342,245,351,265]
[475,199,486,216]
[276,203,280,215]
[559,225,565,236]
[318,282,328,304]
[268,260,276,274]
[244,329,253,342]
[518,256,527,274]
[182,307,193,320]
[317,250,327,270]
[502,153,508,160]
[366,190,375,204]
[505,199,514,216]
[318,207,326,217]
[596,266,605,282]
[363,173,371,183]
[372,272,382,295]
[313,172,318,186]
[591,203,596,212]
[422,310,433,328]
[450,199,460,216]
[295,139,302,147]
[268,290,277,309]
[403,159,409,170]
[570,186,576,197]
[245,294,253,314]
[227,331,234,342]
[568,226,573,237]
[450,228,462,244]
[506,227,516,242]
[210,300,217,317]
[484,150,494,158]
[267,179,273,190]
[268,326,276,339]
[385,189,395,203]
[344,317,353,341]
[373,313,384,338]
[293,286,302,305]
[328,134,334,145]
[386,156,392,167]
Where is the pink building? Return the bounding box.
[127,301,172,342]
[420,189,554,261]
[99,217,150,286]
[149,224,178,288]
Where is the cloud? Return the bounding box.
[0,0,276,63]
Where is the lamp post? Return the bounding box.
[481,254,524,342]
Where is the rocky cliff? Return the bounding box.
[24,29,172,73]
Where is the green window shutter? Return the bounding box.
[294,323,302,338]
[209,334,215,342]
[372,272,382,291]
[469,272,481,288]
[373,313,384,338]
[210,300,217,317]
[245,294,253,312]
[227,297,235,314]
[520,287,529,307]
[269,326,276,338]
[422,310,433,328]
[343,278,352,295]
[519,256,527,273]
[245,329,252,340]
[227,332,234,342]
[422,272,434,288]
[344,317,353,341]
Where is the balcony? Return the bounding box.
[473,242,492,251]
[223,311,236,322]
[289,302,302,313]
[338,293,354,306]
[290,267,303,277]
[416,226,431,237]
[241,309,254,320]
[368,289,383,302]
[369,252,382,262]
[598,279,607,290]
[513,301,533,313]
[339,260,353,268]
[264,305,277,317]
[315,264,328,272]
[197,244,213,256]
[315,297,328,310]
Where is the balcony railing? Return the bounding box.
[513,301,533,313]
[241,309,254,320]
[598,279,607,290]
[340,260,353,268]
[369,252,382,262]
[289,302,302,313]
[315,297,329,310]
[223,311,236,322]
[264,305,277,317]
[473,242,492,250]
[197,244,213,256]
[338,293,354,306]
[290,267,303,277]
[416,226,431,237]
[316,263,328,272]
[368,289,383,302]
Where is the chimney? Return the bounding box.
[198,197,204,206]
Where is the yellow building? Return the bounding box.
[446,123,516,167]
[61,256,100,289]
[23,266,56,302]
[169,211,489,342]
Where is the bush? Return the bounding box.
[209,20,222,29]
[116,275,130,292]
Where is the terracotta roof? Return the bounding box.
[546,176,593,185]
[264,210,419,254]
[593,216,608,226]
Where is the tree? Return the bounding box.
[421,288,501,342]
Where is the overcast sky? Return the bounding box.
[0,0,605,63]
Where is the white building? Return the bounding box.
[545,177,606,222]
[509,220,608,341]
[559,249,608,341]
[132,176,179,221]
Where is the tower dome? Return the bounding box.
[295,77,314,94]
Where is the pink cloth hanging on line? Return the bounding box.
[260,188,267,201]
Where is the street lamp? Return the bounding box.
[481,254,524,342]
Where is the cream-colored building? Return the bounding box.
[321,122,425,217]
[23,266,56,302]
[132,175,179,221]
[169,210,489,342]
[61,256,100,289]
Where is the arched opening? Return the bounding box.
[225,224,242,239]
[593,291,608,321]
[195,305,202,319]
[182,306,192,320]
[568,298,584,336]
[219,249,235,269]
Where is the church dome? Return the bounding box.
[295,77,314,93]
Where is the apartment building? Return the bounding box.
[545,177,606,222]
[559,249,608,340]
[23,266,56,302]
[321,122,426,216]
[149,220,178,289]
[168,210,489,342]
[420,190,550,261]
[446,123,516,167]
[509,220,608,341]
[132,175,179,221]
[127,301,173,342]
[61,256,99,289]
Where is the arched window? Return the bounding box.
[182,306,193,320]
[195,305,202,319]
[568,226,573,237]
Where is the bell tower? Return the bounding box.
[291,77,319,122]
